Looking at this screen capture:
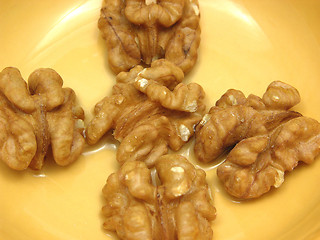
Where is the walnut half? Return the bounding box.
[217,116,320,199]
[194,81,301,163]
[0,67,85,170]
[98,0,201,74]
[102,154,216,240]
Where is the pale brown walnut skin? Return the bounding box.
[134,59,204,112]
[86,60,205,167]
[135,59,184,90]
[0,67,85,170]
[102,155,216,240]
[194,81,301,163]
[125,0,185,27]
[116,116,170,167]
[98,0,201,74]
[262,81,300,110]
[113,99,205,167]
[115,111,182,167]
[135,80,205,113]
[86,65,147,145]
[215,81,300,111]
[215,89,248,108]
[28,68,65,111]
[27,97,51,170]
[98,0,141,74]
[125,0,185,65]
[102,161,160,240]
[0,101,37,170]
[217,117,320,199]
[0,67,35,113]
[194,105,269,163]
[47,88,85,166]
[164,0,201,73]
[156,155,216,240]
[115,99,205,167]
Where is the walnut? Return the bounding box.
[194,81,301,163]
[102,154,216,239]
[0,67,85,170]
[86,60,205,167]
[98,0,201,74]
[217,117,320,199]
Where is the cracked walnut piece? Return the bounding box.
[194,81,301,163]
[98,0,201,74]
[102,154,216,240]
[0,67,85,170]
[217,117,320,199]
[86,60,205,167]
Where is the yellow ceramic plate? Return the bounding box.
[1,0,320,239]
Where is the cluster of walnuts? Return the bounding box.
[2,0,320,239]
[85,56,217,238]
[93,1,218,238]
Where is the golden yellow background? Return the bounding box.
[1,0,320,239]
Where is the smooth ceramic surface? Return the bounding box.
[1,0,320,239]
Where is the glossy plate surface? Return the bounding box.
[1,0,320,239]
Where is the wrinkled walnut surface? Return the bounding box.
[217,117,320,199]
[0,67,85,170]
[102,154,216,240]
[194,81,301,163]
[215,81,300,111]
[98,0,201,74]
[86,60,205,167]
